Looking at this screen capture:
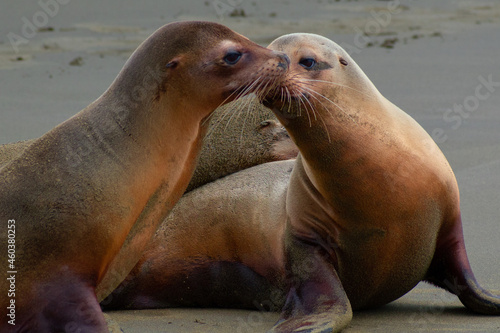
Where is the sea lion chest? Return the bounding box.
[286,112,457,309]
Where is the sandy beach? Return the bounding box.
[1,0,500,331]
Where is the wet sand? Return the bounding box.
[1,0,500,331]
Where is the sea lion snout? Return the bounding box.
[275,52,291,69]
[267,51,290,75]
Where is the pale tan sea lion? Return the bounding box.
[0,21,289,332]
[103,33,499,333]
[263,33,500,332]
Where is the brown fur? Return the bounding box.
[0,139,34,168]
[0,103,297,193]
[0,21,289,332]
[102,33,499,333]
[101,160,293,310]
[264,33,499,332]
[186,98,297,192]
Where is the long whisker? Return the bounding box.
[223,95,250,135]
[205,104,233,143]
[236,77,262,101]
[300,90,317,122]
[203,90,239,128]
[301,88,318,122]
[279,87,287,112]
[287,86,293,115]
[289,84,333,143]
[300,85,356,124]
[291,87,312,127]
[303,92,332,143]
[258,71,281,101]
[299,78,373,99]
[204,65,291,143]
[213,76,268,137]
[203,76,257,130]
[239,95,258,145]
[305,89,346,125]
[294,88,334,143]
[296,89,303,119]
[249,76,270,101]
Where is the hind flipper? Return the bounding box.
[425,215,500,315]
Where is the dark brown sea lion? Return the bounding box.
[0,140,35,169]
[186,98,297,192]
[0,21,289,333]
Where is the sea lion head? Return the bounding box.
[111,21,290,120]
[263,33,379,128]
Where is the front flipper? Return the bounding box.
[11,269,109,333]
[270,233,352,333]
[425,216,500,315]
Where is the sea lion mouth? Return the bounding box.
[262,86,310,110]
[225,77,286,103]
[291,93,310,101]
[224,53,290,103]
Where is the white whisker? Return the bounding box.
[239,95,257,145]
[305,94,332,143]
[300,85,356,124]
[292,87,311,126]
[300,78,373,99]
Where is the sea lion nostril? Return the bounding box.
[277,62,288,70]
[276,52,290,70]
[282,54,291,66]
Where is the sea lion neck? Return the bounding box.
[283,91,389,159]
[77,89,204,178]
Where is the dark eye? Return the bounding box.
[299,58,316,69]
[224,52,242,65]
[339,58,348,66]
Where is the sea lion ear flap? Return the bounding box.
[166,60,178,69]
[166,56,182,70]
